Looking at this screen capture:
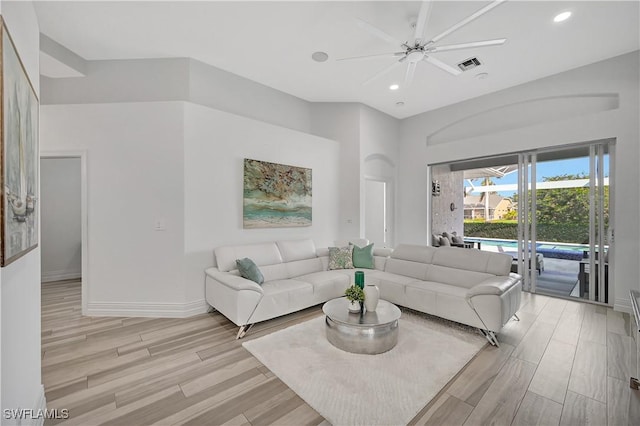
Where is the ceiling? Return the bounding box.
[34,1,640,119]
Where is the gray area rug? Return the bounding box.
[243,311,486,426]
[536,270,579,297]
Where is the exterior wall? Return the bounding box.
[431,165,464,237]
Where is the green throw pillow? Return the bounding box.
[236,258,264,284]
[352,243,374,269]
[328,246,354,270]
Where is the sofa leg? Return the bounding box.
[236,324,254,340]
[480,329,500,347]
[513,313,520,321]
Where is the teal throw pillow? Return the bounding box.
[352,243,374,269]
[328,246,354,270]
[236,258,264,284]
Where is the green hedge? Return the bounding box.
[463,221,593,244]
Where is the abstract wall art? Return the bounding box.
[1,20,39,266]
[243,158,312,228]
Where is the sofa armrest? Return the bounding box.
[205,267,264,294]
[466,273,522,298]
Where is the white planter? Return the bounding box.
[364,284,380,312]
[348,300,361,313]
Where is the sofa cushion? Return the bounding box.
[352,243,375,269]
[276,239,317,262]
[297,271,350,300]
[261,279,313,296]
[384,258,429,280]
[286,257,324,278]
[260,263,290,282]
[216,242,282,272]
[364,271,420,306]
[255,279,314,320]
[328,246,354,270]
[390,244,437,264]
[431,246,512,276]
[426,264,493,289]
[236,258,264,284]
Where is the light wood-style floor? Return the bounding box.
[42,279,639,425]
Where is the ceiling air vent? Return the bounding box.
[457,57,481,71]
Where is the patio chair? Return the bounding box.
[498,246,544,274]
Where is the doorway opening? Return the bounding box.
[365,179,387,247]
[40,151,88,314]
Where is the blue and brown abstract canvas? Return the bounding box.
[243,159,312,228]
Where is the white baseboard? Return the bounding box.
[87,299,209,318]
[34,385,47,426]
[41,270,81,283]
[614,297,633,314]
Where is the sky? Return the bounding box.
[466,155,610,197]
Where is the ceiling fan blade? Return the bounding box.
[404,62,417,87]
[423,55,461,76]
[430,0,507,44]
[356,18,402,45]
[337,52,404,61]
[363,60,403,85]
[413,0,434,44]
[429,38,506,53]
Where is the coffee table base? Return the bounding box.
[325,316,398,355]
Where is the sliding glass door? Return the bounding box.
[434,140,613,305]
[515,143,612,304]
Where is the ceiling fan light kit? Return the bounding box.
[340,0,508,88]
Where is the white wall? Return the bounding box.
[183,103,340,304]
[42,58,313,135]
[40,102,187,316]
[189,59,311,134]
[309,103,401,244]
[40,100,343,314]
[0,0,44,421]
[41,158,81,282]
[398,51,640,312]
[310,103,362,238]
[360,105,400,246]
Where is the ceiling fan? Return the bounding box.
[338,0,508,87]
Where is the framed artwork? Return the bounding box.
[1,20,39,266]
[243,158,312,228]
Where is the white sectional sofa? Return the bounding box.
[205,239,521,344]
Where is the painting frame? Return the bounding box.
[0,19,39,266]
[243,158,312,229]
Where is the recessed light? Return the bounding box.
[553,11,572,23]
[311,51,329,62]
[396,102,405,107]
[475,72,489,80]
[389,84,400,90]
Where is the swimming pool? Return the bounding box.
[463,237,601,260]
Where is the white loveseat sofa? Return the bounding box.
[205,239,521,344]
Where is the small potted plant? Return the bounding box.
[345,285,365,313]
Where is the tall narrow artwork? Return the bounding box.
[1,20,39,266]
[243,159,312,228]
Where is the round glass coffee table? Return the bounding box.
[322,297,401,355]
